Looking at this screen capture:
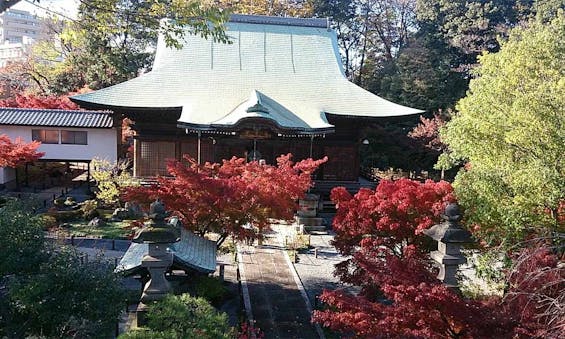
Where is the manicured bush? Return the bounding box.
[194,276,229,306]
[80,199,100,220]
[48,209,82,222]
[120,294,232,339]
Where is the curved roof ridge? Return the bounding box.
[229,14,328,28]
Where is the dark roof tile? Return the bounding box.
[0,107,114,128]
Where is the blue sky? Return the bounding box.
[13,0,79,19]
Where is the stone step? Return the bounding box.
[295,216,324,226]
[304,225,327,232]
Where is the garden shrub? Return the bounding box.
[120,294,233,339]
[0,199,45,275]
[48,209,82,222]
[7,248,126,338]
[38,214,58,230]
[194,276,229,305]
[81,199,100,220]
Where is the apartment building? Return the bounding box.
[0,8,48,67]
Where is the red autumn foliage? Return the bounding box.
[0,92,80,110]
[312,179,510,338]
[329,179,454,287]
[122,154,326,245]
[0,134,44,167]
[313,179,564,338]
[408,114,447,152]
[503,241,565,338]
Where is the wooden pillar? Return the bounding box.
[24,163,29,187]
[87,161,91,186]
[133,138,141,177]
[197,131,202,165]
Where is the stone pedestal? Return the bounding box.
[141,243,173,303]
[132,199,180,327]
[296,194,325,232]
[429,247,467,287]
[136,243,173,326]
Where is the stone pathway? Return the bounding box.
[239,242,320,339]
[292,231,358,305]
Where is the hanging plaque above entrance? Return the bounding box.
[239,129,272,139]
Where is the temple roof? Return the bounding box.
[0,107,114,128]
[116,229,217,275]
[71,14,422,134]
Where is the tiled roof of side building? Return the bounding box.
[0,107,114,128]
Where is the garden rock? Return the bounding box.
[112,208,130,221]
[88,217,105,228]
[125,201,143,219]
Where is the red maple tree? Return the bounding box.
[503,241,565,338]
[329,179,455,286]
[0,135,44,167]
[313,179,512,338]
[313,179,564,338]
[408,113,447,152]
[0,92,80,110]
[122,154,327,246]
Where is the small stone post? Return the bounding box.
[423,203,472,288]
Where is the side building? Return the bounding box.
[0,108,118,187]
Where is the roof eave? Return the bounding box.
[70,96,181,113]
[177,119,335,136]
[325,110,424,121]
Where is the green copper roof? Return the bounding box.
[116,229,217,275]
[71,15,422,134]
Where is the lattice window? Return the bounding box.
[138,141,175,176]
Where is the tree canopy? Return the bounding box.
[440,13,565,246]
[313,180,564,338]
[122,154,326,246]
[5,0,229,95]
[0,134,44,168]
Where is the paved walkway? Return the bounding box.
[239,237,321,338]
[293,232,358,305]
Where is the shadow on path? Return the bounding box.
[240,245,319,339]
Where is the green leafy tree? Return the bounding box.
[0,199,45,276]
[6,248,126,338]
[23,0,229,94]
[91,158,139,205]
[215,0,314,17]
[440,13,565,245]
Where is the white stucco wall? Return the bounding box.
[0,125,118,162]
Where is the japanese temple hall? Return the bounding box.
[71,14,421,191]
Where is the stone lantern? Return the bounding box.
[423,203,472,288]
[132,199,180,324]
